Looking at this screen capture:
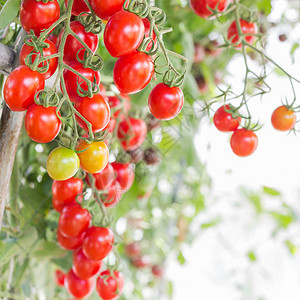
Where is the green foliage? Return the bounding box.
[0,0,20,29]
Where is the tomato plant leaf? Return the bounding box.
[263,186,280,196]
[0,0,21,29]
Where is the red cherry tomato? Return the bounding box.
[57,21,99,64]
[96,270,124,300]
[91,0,124,21]
[230,128,258,157]
[125,242,141,258]
[104,118,117,133]
[152,265,164,278]
[20,39,58,79]
[52,177,83,206]
[190,0,229,18]
[86,163,116,190]
[104,11,145,58]
[25,104,61,143]
[65,0,90,16]
[59,203,91,237]
[82,226,114,260]
[213,105,241,132]
[4,65,45,111]
[76,140,109,174]
[20,0,60,36]
[148,83,184,120]
[72,248,102,280]
[271,105,296,131]
[57,229,84,250]
[101,182,122,207]
[227,19,257,47]
[111,162,134,191]
[114,51,154,94]
[142,18,157,52]
[75,94,110,133]
[47,34,58,45]
[62,60,100,102]
[117,117,147,151]
[52,197,66,213]
[65,269,93,299]
[55,270,66,287]
[108,94,131,120]
[132,256,150,268]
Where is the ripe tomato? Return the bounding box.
[65,269,93,299]
[4,65,45,111]
[117,117,147,151]
[108,94,131,120]
[48,34,58,45]
[25,104,61,143]
[62,60,100,102]
[132,256,150,268]
[104,11,145,58]
[20,39,58,79]
[55,270,66,287]
[57,228,84,250]
[76,140,109,174]
[59,203,91,237]
[91,0,124,21]
[271,105,296,131]
[190,0,229,18]
[125,242,141,258]
[65,0,90,16]
[57,21,99,64]
[113,51,154,94]
[101,182,122,207]
[230,128,258,157]
[75,94,110,133]
[86,163,116,190]
[104,118,117,133]
[152,265,164,278]
[72,248,102,280]
[52,196,66,213]
[227,19,257,47]
[82,226,114,260]
[148,83,184,120]
[52,177,83,206]
[142,18,157,51]
[213,105,241,132]
[96,270,124,300]
[47,148,80,181]
[111,162,134,191]
[20,0,60,36]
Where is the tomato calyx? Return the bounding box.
[78,12,103,35]
[124,0,150,19]
[34,89,60,108]
[76,48,104,71]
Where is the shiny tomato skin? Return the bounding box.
[148,83,184,120]
[65,269,93,299]
[271,106,296,131]
[190,0,229,18]
[86,163,116,190]
[75,94,110,133]
[57,21,99,64]
[230,128,258,157]
[96,270,124,300]
[91,0,124,21]
[108,94,131,120]
[117,117,147,151]
[52,197,66,213]
[111,162,134,191]
[4,65,45,112]
[59,203,91,237]
[72,248,102,280]
[114,51,154,94]
[82,226,114,260]
[25,104,61,143]
[47,34,58,45]
[20,0,60,36]
[227,19,257,47]
[213,105,241,132]
[20,39,58,79]
[52,177,83,206]
[55,270,66,287]
[104,11,145,58]
[62,60,100,102]
[104,118,116,133]
[101,182,122,207]
[57,229,84,250]
[142,18,157,52]
[47,148,80,181]
[65,0,90,16]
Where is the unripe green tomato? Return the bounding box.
[47,147,80,180]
